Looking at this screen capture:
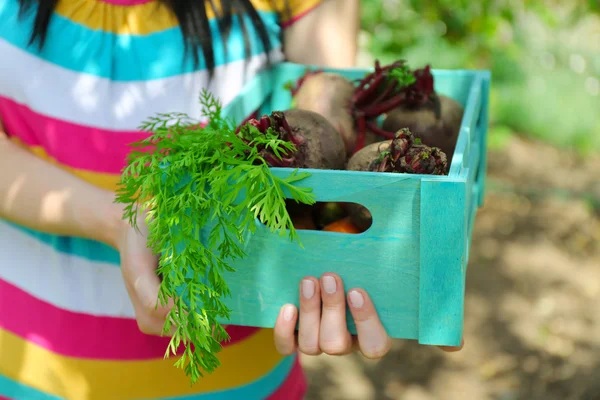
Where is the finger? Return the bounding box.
[128,289,176,336]
[121,227,172,320]
[273,304,298,356]
[297,277,322,355]
[347,289,392,359]
[319,273,352,355]
[137,314,176,337]
[134,268,173,318]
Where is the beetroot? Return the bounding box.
[381,66,464,160]
[291,71,357,155]
[382,95,463,160]
[238,109,346,171]
[355,64,463,160]
[289,61,450,157]
[346,128,449,230]
[348,128,448,174]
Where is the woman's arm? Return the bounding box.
[0,129,124,249]
[283,0,360,68]
[0,125,171,334]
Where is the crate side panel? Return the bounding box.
[449,75,483,177]
[477,71,492,206]
[213,176,424,339]
[418,180,466,346]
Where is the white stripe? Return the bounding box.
[0,220,136,318]
[0,38,284,130]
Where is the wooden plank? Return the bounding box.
[449,75,482,177]
[477,71,492,207]
[418,179,466,346]
[213,171,424,339]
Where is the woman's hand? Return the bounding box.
[273,273,464,358]
[113,209,174,337]
[274,273,392,358]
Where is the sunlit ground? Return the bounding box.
[302,136,600,400]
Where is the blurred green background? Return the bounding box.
[358,0,600,155]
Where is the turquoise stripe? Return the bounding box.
[2,220,120,266]
[0,355,296,400]
[0,0,283,81]
[0,375,61,400]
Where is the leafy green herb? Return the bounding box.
[388,63,417,88]
[115,89,316,384]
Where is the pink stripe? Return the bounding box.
[0,278,259,360]
[0,97,149,174]
[97,0,154,5]
[266,355,307,400]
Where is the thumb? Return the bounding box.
[120,223,173,320]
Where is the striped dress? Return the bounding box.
[0,0,321,398]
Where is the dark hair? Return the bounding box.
[17,0,290,75]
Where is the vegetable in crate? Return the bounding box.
[239,109,346,170]
[289,60,460,156]
[381,65,464,160]
[346,128,449,231]
[115,90,317,384]
[290,60,417,154]
[289,70,357,155]
[322,216,362,234]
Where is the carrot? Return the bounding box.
[322,217,362,234]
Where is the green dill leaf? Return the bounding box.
[115,89,315,384]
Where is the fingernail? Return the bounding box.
[322,276,336,294]
[283,305,295,322]
[302,279,314,299]
[349,290,364,309]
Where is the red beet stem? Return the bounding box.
[370,80,398,106]
[353,74,386,106]
[259,115,270,132]
[362,95,405,118]
[355,70,378,92]
[354,116,367,152]
[353,61,405,104]
[264,153,284,167]
[366,121,395,139]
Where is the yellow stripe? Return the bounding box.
[0,327,283,400]
[281,0,323,23]
[53,0,321,35]
[55,0,179,34]
[28,147,120,192]
[10,139,120,192]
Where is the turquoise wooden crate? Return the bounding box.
[195,62,490,347]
